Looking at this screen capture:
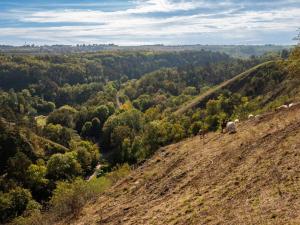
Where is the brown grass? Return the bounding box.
[58,105,300,225]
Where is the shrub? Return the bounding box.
[189,121,203,136]
[106,164,131,183]
[47,105,77,128]
[0,187,36,223]
[49,164,130,219]
[10,211,45,225]
[49,178,111,218]
[46,152,82,181]
[73,141,100,175]
[10,199,42,225]
[43,123,74,148]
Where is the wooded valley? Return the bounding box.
[1,45,300,224]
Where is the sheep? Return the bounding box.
[288,102,300,108]
[226,121,237,134]
[248,114,254,119]
[234,119,240,123]
[276,105,288,111]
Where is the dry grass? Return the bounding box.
[58,105,300,225]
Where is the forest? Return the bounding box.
[0,46,299,224]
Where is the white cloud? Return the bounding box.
[130,0,196,13]
[19,0,197,24]
[1,0,300,45]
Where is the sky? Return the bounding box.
[0,0,299,46]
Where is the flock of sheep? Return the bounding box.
[198,102,299,141]
[225,102,300,134]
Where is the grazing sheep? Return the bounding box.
[234,119,240,123]
[226,121,237,134]
[248,114,254,119]
[276,105,288,111]
[288,103,299,108]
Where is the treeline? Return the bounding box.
[0,51,229,90]
[0,44,291,58]
[124,58,262,112]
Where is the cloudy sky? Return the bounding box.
[0,0,299,45]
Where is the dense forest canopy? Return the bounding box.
[0,46,299,224]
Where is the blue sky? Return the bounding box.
[0,0,299,46]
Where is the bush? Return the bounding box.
[94,105,110,121]
[43,123,74,148]
[106,164,131,183]
[0,187,36,223]
[189,121,203,135]
[72,141,100,175]
[49,178,111,218]
[11,211,44,225]
[49,164,130,219]
[10,199,42,225]
[46,152,82,181]
[47,105,77,128]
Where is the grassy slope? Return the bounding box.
[174,61,274,115]
[60,104,300,225]
[19,128,69,158]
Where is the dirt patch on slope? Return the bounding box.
[61,106,300,225]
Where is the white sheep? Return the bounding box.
[289,103,299,108]
[226,121,237,134]
[276,105,288,111]
[248,114,254,119]
[234,119,240,123]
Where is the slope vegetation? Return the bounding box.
[62,103,300,225]
[175,58,300,117]
[174,61,274,115]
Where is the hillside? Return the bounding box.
[61,103,300,225]
[174,61,274,115]
[174,58,300,117]
[1,49,269,223]
[0,48,298,224]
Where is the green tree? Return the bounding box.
[94,105,110,121]
[143,120,168,153]
[0,187,33,223]
[132,94,153,111]
[103,109,144,148]
[26,163,48,188]
[91,117,101,138]
[47,105,77,128]
[46,152,82,181]
[72,141,100,175]
[43,123,73,147]
[7,152,32,183]
[9,188,33,216]
[81,121,92,138]
[189,121,203,135]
